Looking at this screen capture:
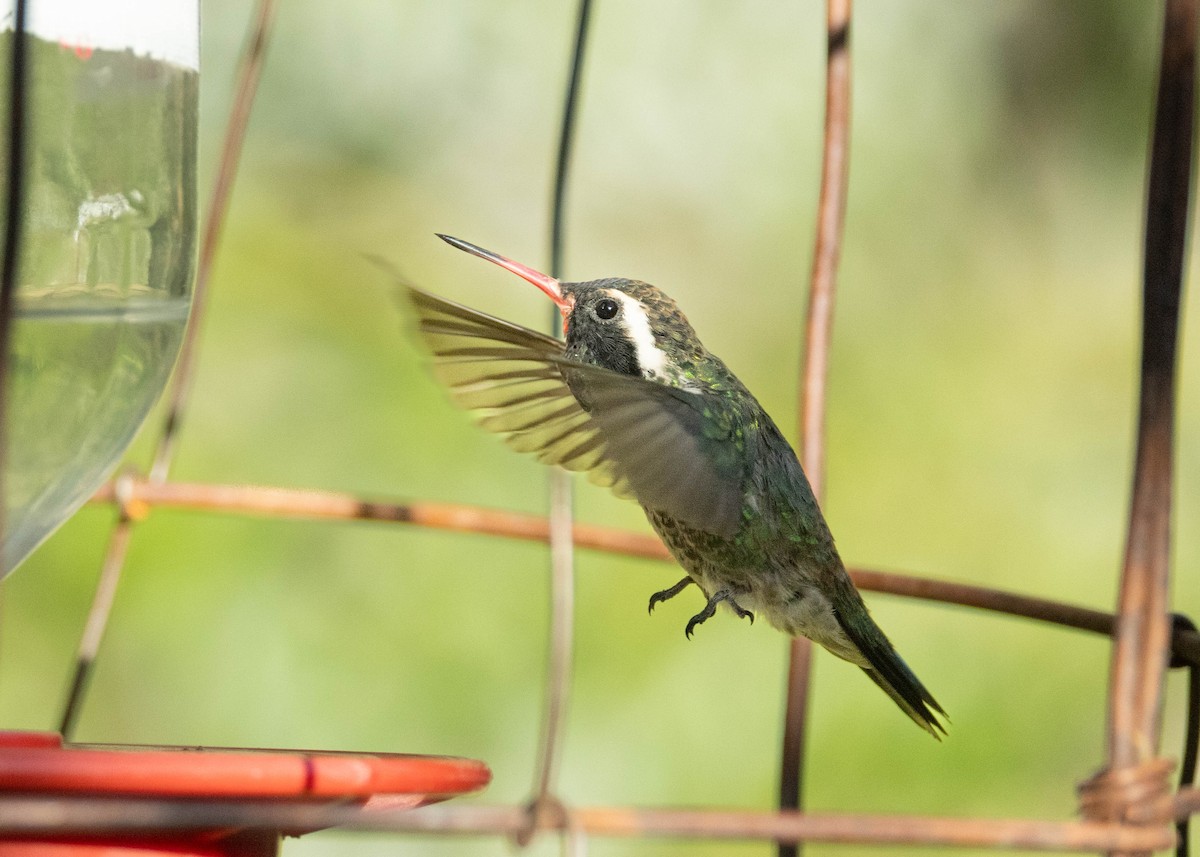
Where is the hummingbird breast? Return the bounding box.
[639,400,869,666]
[645,506,866,665]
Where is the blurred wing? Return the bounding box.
[406,287,746,537]
[571,372,746,537]
[406,286,622,487]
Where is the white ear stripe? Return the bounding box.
[609,290,669,379]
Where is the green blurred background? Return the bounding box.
[3,1,1199,855]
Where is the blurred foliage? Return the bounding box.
[3,1,1200,856]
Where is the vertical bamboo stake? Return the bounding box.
[779,2,852,854]
[1081,2,1195,855]
[1108,0,1193,781]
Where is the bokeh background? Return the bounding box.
[3,1,1200,855]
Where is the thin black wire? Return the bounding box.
[0,0,29,562]
[524,0,594,837]
[1173,614,1199,857]
[1180,662,1197,857]
[549,0,592,282]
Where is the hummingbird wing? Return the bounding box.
[406,287,745,537]
[566,371,746,537]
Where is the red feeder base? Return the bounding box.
[0,731,491,856]
[0,835,274,857]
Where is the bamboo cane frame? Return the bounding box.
[8,0,1194,853]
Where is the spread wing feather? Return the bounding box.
[406,287,745,536]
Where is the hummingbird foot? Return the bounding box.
[648,576,694,614]
[685,589,753,638]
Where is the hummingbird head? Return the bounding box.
[437,234,704,383]
[557,278,701,381]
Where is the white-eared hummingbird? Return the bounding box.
[407,234,946,737]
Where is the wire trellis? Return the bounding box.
[0,0,1197,855]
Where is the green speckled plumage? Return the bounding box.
[408,238,946,737]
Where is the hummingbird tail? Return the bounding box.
[835,601,947,738]
[859,662,947,739]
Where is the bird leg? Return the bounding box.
[685,589,754,638]
[648,576,694,614]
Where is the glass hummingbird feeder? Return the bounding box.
[1,0,198,573]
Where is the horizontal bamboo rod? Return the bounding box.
[0,798,1176,852]
[88,478,1200,666]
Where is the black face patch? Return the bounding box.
[559,284,639,377]
[565,321,640,377]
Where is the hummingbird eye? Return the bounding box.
[595,298,620,320]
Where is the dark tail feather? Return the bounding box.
[860,663,946,739]
[837,606,947,738]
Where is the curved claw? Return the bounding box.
[648,576,694,615]
[683,588,753,638]
[732,604,755,624]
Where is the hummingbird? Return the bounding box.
[407,234,946,737]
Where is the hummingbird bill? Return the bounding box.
[407,234,946,738]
